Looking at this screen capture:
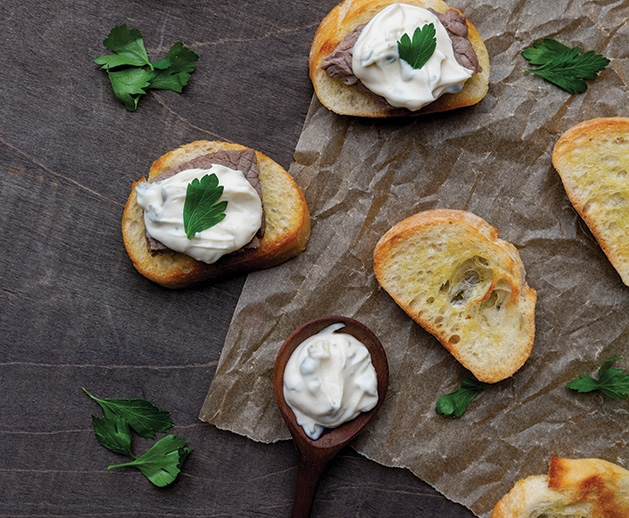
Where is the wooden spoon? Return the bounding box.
[273,316,389,518]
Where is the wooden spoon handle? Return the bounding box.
[291,451,334,518]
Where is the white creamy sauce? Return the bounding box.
[351,3,473,111]
[283,323,379,440]
[135,164,262,264]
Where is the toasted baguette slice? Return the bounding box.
[492,456,629,517]
[552,117,629,286]
[122,140,310,288]
[309,0,490,117]
[373,209,536,383]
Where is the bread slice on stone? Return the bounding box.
[552,117,629,286]
[373,209,536,383]
[492,455,629,517]
[122,140,310,289]
[309,0,490,117]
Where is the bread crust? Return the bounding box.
[373,209,536,383]
[122,140,310,288]
[552,117,629,286]
[492,456,629,517]
[309,0,490,117]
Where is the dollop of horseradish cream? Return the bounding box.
[135,164,262,264]
[283,323,379,440]
[351,3,473,111]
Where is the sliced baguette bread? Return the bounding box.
[122,140,310,288]
[492,455,629,517]
[309,0,490,117]
[373,209,536,383]
[552,117,629,286]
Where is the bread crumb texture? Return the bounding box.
[373,209,536,383]
[491,456,629,517]
[552,117,629,286]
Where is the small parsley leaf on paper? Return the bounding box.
[566,356,629,401]
[521,37,570,65]
[106,435,193,488]
[397,24,437,70]
[521,38,610,94]
[183,173,228,239]
[436,377,483,418]
[91,414,133,456]
[94,25,199,111]
[83,388,173,439]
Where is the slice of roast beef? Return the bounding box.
[428,8,482,75]
[321,9,482,108]
[145,148,265,254]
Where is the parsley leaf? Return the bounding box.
[183,173,228,239]
[436,377,483,418]
[85,389,191,487]
[566,356,629,400]
[397,24,437,70]
[105,67,152,112]
[521,38,570,65]
[83,388,173,439]
[91,414,132,456]
[149,42,199,92]
[94,25,199,111]
[94,25,152,70]
[521,38,610,94]
[106,435,192,487]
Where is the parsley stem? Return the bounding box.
[106,460,138,470]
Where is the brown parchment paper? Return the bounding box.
[200,1,629,515]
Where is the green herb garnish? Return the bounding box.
[148,42,199,93]
[183,173,228,239]
[436,377,483,418]
[94,25,153,70]
[83,387,173,439]
[84,388,191,487]
[106,434,192,488]
[566,356,629,400]
[91,414,133,456]
[397,24,437,70]
[521,38,610,94]
[104,67,153,112]
[94,24,198,111]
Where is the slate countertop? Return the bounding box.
[1,1,474,516]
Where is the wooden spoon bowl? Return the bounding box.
[273,316,389,518]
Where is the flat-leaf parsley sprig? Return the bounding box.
[436,377,483,418]
[107,435,192,488]
[397,23,437,70]
[84,388,192,487]
[566,356,629,401]
[83,387,173,438]
[183,173,228,239]
[94,24,199,111]
[521,38,610,94]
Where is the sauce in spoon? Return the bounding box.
[274,316,389,518]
